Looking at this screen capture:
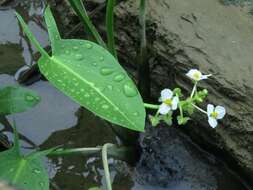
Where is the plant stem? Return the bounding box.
[137,0,150,101]
[68,0,106,47]
[192,103,207,114]
[106,0,118,58]
[48,147,101,156]
[102,143,114,190]
[191,82,197,98]
[144,103,159,109]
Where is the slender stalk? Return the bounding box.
[48,147,101,156]
[191,82,197,98]
[68,0,106,47]
[102,143,114,190]
[106,0,118,58]
[144,103,159,109]
[192,104,207,114]
[137,0,150,100]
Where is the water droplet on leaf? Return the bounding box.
[113,73,125,82]
[123,82,138,97]
[102,104,109,109]
[85,43,92,49]
[100,67,114,76]
[75,54,83,61]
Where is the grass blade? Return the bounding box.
[106,0,117,58]
[68,0,106,48]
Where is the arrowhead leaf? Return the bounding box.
[15,7,146,132]
[0,86,41,115]
[0,125,50,190]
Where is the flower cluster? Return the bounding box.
[149,69,226,128]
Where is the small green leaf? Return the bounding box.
[0,125,50,190]
[160,114,172,126]
[177,115,190,125]
[15,7,146,132]
[149,115,160,127]
[0,86,41,115]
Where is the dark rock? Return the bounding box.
[114,0,253,187]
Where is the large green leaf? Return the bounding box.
[0,126,50,190]
[0,86,41,115]
[16,7,146,132]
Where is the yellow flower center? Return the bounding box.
[211,112,218,119]
[193,72,201,80]
[164,99,172,106]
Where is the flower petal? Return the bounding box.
[186,69,197,78]
[158,103,171,115]
[171,96,179,110]
[207,104,214,116]
[215,106,226,119]
[208,117,218,128]
[161,89,173,101]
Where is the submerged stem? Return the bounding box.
[102,143,114,190]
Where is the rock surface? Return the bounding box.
[114,0,253,186]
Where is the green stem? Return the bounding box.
[68,0,106,47]
[144,103,159,109]
[102,143,114,190]
[48,147,101,156]
[177,95,184,118]
[191,82,197,98]
[106,0,118,58]
[137,0,150,100]
[192,103,207,114]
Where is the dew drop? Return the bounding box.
[39,182,45,187]
[133,112,139,116]
[95,97,100,101]
[65,50,70,54]
[75,54,83,61]
[25,95,35,101]
[99,56,105,61]
[123,82,138,97]
[91,62,97,67]
[102,104,109,109]
[84,93,90,98]
[81,88,85,92]
[85,43,93,49]
[9,168,14,172]
[113,73,125,82]
[107,85,113,90]
[73,46,79,51]
[100,67,114,76]
[33,168,41,174]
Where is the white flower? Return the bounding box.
[207,104,226,128]
[158,89,179,115]
[186,69,211,81]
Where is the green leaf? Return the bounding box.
[0,125,50,190]
[15,7,146,132]
[177,115,190,125]
[149,115,160,127]
[0,86,41,115]
[160,114,172,126]
[67,0,106,47]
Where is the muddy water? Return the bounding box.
[0,1,251,190]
